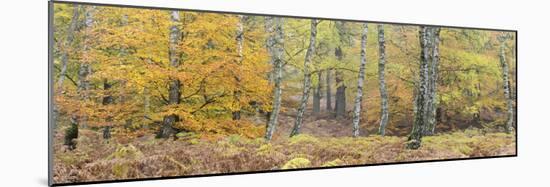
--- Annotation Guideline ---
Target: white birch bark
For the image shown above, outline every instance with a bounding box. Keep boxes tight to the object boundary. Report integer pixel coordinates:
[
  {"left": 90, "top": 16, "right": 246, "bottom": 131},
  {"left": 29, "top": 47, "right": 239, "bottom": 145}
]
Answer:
[
  {"left": 352, "top": 23, "right": 368, "bottom": 137},
  {"left": 377, "top": 24, "right": 389, "bottom": 136},
  {"left": 498, "top": 33, "right": 515, "bottom": 134},
  {"left": 291, "top": 19, "right": 319, "bottom": 137},
  {"left": 407, "top": 26, "right": 431, "bottom": 149},
  {"left": 265, "top": 17, "right": 284, "bottom": 141}
]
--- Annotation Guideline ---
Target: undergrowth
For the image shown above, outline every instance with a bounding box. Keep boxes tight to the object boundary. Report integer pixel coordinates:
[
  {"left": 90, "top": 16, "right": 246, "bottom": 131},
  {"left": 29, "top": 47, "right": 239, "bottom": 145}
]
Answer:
[{"left": 53, "top": 128, "right": 515, "bottom": 183}]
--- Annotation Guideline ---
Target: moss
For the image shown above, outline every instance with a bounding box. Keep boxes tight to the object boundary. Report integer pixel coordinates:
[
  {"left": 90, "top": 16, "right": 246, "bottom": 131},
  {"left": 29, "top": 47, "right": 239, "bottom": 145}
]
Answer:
[
  {"left": 281, "top": 157, "right": 311, "bottom": 169},
  {"left": 289, "top": 134, "right": 319, "bottom": 145},
  {"left": 176, "top": 132, "right": 198, "bottom": 139},
  {"left": 256, "top": 144, "right": 273, "bottom": 156},
  {"left": 321, "top": 159, "right": 343, "bottom": 167}
]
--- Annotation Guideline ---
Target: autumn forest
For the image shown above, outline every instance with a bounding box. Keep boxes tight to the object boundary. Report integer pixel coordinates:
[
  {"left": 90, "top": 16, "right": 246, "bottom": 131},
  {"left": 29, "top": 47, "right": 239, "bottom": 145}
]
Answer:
[{"left": 51, "top": 3, "right": 516, "bottom": 184}]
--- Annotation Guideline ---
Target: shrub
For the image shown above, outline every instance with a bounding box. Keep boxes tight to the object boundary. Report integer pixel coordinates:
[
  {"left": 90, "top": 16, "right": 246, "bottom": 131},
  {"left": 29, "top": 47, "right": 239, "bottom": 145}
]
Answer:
[
  {"left": 281, "top": 157, "right": 311, "bottom": 169},
  {"left": 289, "top": 134, "right": 319, "bottom": 145}
]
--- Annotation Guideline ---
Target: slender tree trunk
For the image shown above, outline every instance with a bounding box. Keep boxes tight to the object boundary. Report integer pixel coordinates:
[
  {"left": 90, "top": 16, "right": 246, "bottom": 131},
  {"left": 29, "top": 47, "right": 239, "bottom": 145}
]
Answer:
[
  {"left": 265, "top": 17, "right": 284, "bottom": 141},
  {"left": 264, "top": 17, "right": 275, "bottom": 126},
  {"left": 312, "top": 71, "right": 322, "bottom": 115},
  {"left": 407, "top": 26, "right": 431, "bottom": 149},
  {"left": 57, "top": 5, "right": 80, "bottom": 88},
  {"left": 291, "top": 20, "right": 319, "bottom": 137},
  {"left": 158, "top": 11, "right": 182, "bottom": 138},
  {"left": 351, "top": 23, "right": 368, "bottom": 137},
  {"left": 102, "top": 80, "right": 113, "bottom": 140},
  {"left": 424, "top": 28, "right": 440, "bottom": 136},
  {"left": 326, "top": 69, "right": 333, "bottom": 111},
  {"left": 65, "top": 6, "right": 95, "bottom": 150},
  {"left": 377, "top": 24, "right": 389, "bottom": 136},
  {"left": 232, "top": 15, "right": 245, "bottom": 120},
  {"left": 498, "top": 33, "right": 514, "bottom": 134}
]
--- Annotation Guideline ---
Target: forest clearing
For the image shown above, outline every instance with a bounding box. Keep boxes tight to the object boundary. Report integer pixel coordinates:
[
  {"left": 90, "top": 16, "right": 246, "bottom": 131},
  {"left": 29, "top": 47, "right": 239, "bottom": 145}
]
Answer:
[{"left": 51, "top": 3, "right": 516, "bottom": 183}]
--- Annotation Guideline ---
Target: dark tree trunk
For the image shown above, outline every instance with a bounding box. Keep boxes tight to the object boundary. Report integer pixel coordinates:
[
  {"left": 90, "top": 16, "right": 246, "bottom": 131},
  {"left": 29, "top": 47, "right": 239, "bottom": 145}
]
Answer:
[
  {"left": 326, "top": 69, "right": 333, "bottom": 111},
  {"left": 102, "top": 80, "right": 113, "bottom": 140},
  {"left": 334, "top": 46, "right": 346, "bottom": 118},
  {"left": 291, "top": 20, "right": 319, "bottom": 137},
  {"left": 312, "top": 71, "right": 322, "bottom": 115},
  {"left": 64, "top": 118, "right": 79, "bottom": 150},
  {"left": 158, "top": 11, "right": 182, "bottom": 139}
]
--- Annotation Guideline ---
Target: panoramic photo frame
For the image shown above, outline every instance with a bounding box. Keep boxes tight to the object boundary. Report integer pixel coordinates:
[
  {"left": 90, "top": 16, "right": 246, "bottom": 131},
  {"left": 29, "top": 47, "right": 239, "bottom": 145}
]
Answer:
[{"left": 48, "top": 0, "right": 517, "bottom": 186}]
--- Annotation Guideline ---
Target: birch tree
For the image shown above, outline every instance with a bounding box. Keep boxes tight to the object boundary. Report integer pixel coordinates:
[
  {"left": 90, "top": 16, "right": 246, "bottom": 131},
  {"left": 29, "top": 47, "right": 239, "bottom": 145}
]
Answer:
[
  {"left": 498, "top": 33, "right": 515, "bottom": 134},
  {"left": 351, "top": 23, "right": 368, "bottom": 137},
  {"left": 291, "top": 19, "right": 319, "bottom": 137},
  {"left": 377, "top": 24, "right": 389, "bottom": 136},
  {"left": 425, "top": 28, "right": 441, "bottom": 135},
  {"left": 407, "top": 26, "right": 431, "bottom": 149},
  {"left": 265, "top": 17, "right": 284, "bottom": 141}
]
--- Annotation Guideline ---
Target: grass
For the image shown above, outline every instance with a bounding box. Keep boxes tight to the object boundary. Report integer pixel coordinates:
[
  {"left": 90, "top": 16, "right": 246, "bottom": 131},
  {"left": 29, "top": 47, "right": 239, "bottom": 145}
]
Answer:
[{"left": 52, "top": 128, "right": 515, "bottom": 183}]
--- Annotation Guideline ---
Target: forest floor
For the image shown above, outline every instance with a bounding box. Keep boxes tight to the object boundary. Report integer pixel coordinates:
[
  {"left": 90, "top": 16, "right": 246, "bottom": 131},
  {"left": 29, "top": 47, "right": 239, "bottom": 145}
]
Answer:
[{"left": 52, "top": 111, "right": 516, "bottom": 183}]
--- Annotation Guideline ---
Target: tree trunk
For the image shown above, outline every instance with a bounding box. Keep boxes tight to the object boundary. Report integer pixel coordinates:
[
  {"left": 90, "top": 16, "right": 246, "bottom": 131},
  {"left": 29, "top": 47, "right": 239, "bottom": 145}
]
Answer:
[
  {"left": 334, "top": 21, "right": 348, "bottom": 118},
  {"left": 407, "top": 26, "right": 431, "bottom": 149},
  {"left": 158, "top": 11, "right": 182, "bottom": 139},
  {"left": 102, "top": 80, "right": 113, "bottom": 140},
  {"left": 326, "top": 69, "right": 333, "bottom": 111},
  {"left": 351, "top": 23, "right": 368, "bottom": 137},
  {"left": 312, "top": 71, "right": 322, "bottom": 115},
  {"left": 424, "top": 28, "right": 440, "bottom": 136},
  {"left": 265, "top": 17, "right": 284, "bottom": 141},
  {"left": 498, "top": 33, "right": 515, "bottom": 134},
  {"left": 377, "top": 24, "right": 389, "bottom": 136},
  {"left": 64, "top": 6, "right": 94, "bottom": 150},
  {"left": 57, "top": 5, "right": 80, "bottom": 88},
  {"left": 291, "top": 19, "right": 319, "bottom": 137},
  {"left": 232, "top": 15, "right": 245, "bottom": 120},
  {"left": 334, "top": 47, "right": 346, "bottom": 118}
]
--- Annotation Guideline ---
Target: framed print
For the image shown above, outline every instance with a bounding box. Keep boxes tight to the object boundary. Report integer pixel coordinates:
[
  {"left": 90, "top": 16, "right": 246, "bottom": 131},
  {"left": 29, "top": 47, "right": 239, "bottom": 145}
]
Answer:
[{"left": 49, "top": 0, "right": 517, "bottom": 186}]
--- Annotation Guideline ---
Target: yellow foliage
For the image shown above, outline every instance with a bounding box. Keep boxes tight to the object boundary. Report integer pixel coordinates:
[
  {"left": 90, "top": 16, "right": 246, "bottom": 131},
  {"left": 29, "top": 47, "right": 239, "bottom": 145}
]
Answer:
[{"left": 281, "top": 157, "right": 311, "bottom": 169}]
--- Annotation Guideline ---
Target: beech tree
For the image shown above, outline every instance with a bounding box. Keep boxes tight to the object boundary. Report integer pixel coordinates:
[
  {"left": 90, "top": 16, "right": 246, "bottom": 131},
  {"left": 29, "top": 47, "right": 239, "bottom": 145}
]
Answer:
[
  {"left": 64, "top": 6, "right": 95, "bottom": 150},
  {"left": 157, "top": 11, "right": 183, "bottom": 138}
]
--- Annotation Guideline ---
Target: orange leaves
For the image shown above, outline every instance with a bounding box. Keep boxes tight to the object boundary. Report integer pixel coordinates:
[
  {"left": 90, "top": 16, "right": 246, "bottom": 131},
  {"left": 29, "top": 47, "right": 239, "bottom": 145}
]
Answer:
[{"left": 53, "top": 6, "right": 274, "bottom": 138}]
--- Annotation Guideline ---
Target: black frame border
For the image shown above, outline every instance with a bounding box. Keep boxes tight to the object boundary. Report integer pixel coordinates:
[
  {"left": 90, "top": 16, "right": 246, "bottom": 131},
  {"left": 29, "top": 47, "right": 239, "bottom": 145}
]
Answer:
[{"left": 48, "top": 0, "right": 518, "bottom": 186}]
